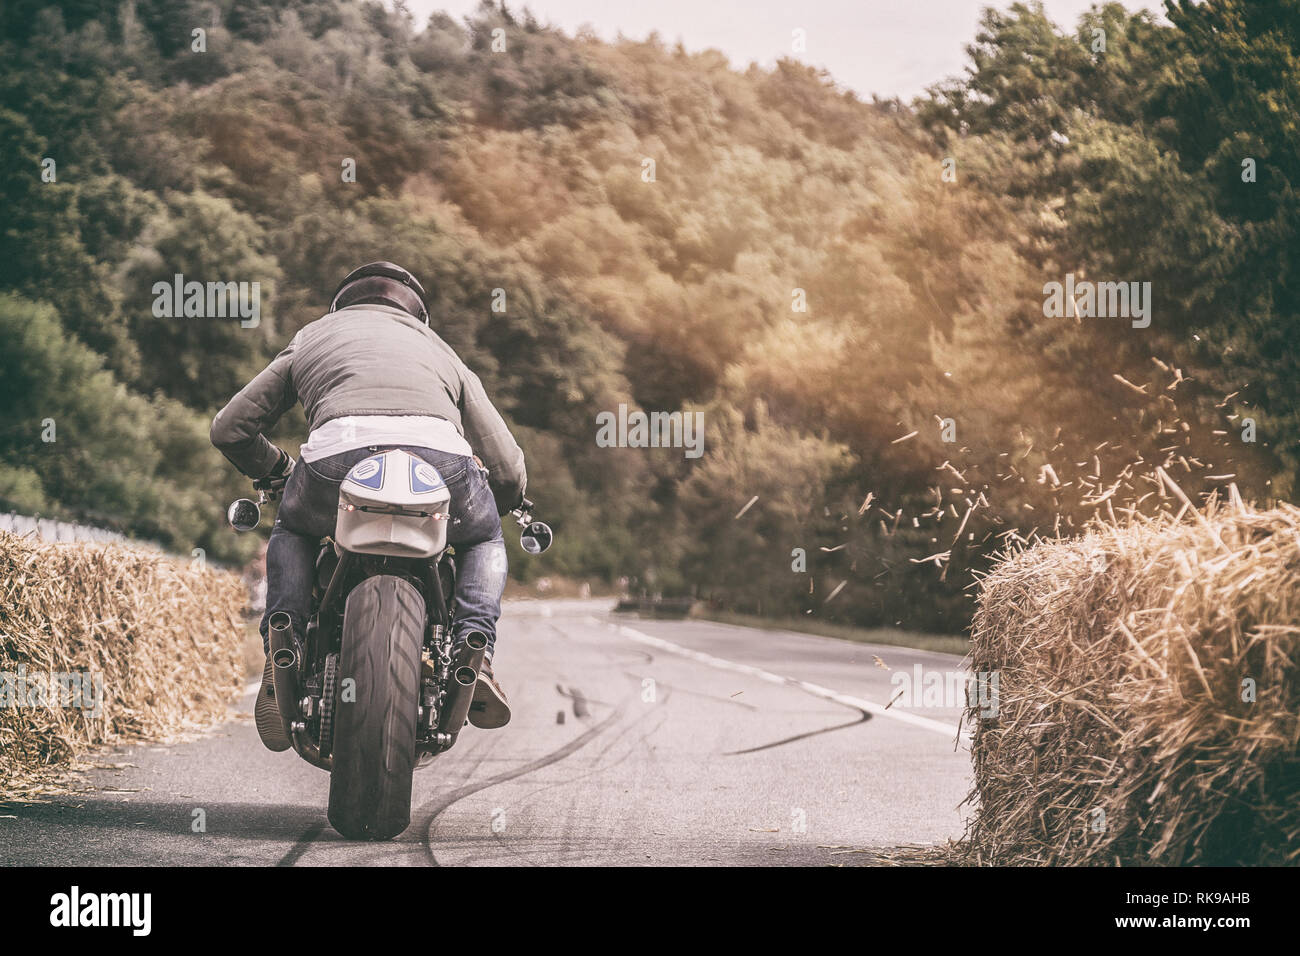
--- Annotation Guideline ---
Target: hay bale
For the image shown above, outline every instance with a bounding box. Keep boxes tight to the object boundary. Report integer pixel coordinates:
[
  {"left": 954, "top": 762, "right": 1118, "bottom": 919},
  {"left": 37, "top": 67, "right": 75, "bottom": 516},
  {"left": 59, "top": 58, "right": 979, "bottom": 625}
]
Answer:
[
  {"left": 961, "top": 502, "right": 1300, "bottom": 865},
  {"left": 0, "top": 531, "right": 246, "bottom": 797}
]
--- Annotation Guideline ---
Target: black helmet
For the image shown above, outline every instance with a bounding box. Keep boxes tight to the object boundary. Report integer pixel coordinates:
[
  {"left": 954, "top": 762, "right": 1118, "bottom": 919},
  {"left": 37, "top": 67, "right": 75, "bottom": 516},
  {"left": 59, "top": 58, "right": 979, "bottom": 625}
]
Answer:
[{"left": 329, "top": 261, "right": 429, "bottom": 324}]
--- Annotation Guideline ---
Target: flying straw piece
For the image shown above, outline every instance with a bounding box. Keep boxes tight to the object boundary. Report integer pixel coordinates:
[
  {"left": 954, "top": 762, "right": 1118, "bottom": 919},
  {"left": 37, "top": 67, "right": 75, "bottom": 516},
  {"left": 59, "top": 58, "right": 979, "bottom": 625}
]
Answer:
[
  {"left": 952, "top": 504, "right": 974, "bottom": 546},
  {"left": 1112, "top": 373, "right": 1149, "bottom": 395},
  {"left": 938, "top": 460, "right": 967, "bottom": 483},
  {"left": 909, "top": 550, "right": 951, "bottom": 566},
  {"left": 734, "top": 495, "right": 759, "bottom": 520}
]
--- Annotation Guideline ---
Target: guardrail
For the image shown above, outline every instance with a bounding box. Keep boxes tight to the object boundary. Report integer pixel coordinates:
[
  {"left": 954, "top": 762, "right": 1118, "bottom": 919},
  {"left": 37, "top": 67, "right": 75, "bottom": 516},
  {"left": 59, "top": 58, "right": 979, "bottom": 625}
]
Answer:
[{"left": 0, "top": 512, "right": 162, "bottom": 550}]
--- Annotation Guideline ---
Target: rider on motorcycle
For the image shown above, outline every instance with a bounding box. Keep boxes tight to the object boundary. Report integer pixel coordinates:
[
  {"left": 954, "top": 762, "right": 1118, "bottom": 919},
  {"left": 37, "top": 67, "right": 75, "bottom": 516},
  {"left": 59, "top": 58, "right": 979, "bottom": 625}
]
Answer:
[{"left": 210, "top": 262, "right": 525, "bottom": 750}]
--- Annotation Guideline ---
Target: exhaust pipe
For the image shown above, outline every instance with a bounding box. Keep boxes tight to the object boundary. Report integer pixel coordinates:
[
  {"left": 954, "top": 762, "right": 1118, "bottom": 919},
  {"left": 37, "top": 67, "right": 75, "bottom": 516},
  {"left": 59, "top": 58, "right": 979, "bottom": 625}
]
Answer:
[
  {"left": 268, "top": 611, "right": 302, "bottom": 745},
  {"left": 268, "top": 611, "right": 331, "bottom": 771},
  {"left": 437, "top": 631, "right": 488, "bottom": 736}
]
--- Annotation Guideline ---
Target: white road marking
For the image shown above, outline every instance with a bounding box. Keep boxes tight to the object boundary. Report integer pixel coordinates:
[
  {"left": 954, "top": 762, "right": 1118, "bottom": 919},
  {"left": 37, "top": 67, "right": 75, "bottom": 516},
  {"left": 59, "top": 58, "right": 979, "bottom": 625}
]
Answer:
[{"left": 604, "top": 620, "right": 962, "bottom": 739}]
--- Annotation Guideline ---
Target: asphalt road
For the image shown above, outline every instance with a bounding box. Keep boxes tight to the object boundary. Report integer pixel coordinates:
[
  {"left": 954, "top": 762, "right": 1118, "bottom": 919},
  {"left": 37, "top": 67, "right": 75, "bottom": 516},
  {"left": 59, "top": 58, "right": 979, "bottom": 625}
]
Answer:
[{"left": 1, "top": 600, "right": 972, "bottom": 866}]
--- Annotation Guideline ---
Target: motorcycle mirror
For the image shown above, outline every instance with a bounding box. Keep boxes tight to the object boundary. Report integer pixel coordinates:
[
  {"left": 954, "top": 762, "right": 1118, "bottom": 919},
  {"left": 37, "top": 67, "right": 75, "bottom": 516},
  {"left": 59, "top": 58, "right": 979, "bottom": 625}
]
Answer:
[
  {"left": 228, "top": 498, "right": 262, "bottom": 532},
  {"left": 520, "top": 521, "right": 553, "bottom": 554}
]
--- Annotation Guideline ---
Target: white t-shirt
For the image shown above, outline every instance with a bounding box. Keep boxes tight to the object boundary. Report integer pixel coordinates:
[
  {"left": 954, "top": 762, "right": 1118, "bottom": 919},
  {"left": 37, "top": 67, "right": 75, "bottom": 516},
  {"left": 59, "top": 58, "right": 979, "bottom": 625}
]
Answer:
[{"left": 299, "top": 415, "right": 473, "bottom": 463}]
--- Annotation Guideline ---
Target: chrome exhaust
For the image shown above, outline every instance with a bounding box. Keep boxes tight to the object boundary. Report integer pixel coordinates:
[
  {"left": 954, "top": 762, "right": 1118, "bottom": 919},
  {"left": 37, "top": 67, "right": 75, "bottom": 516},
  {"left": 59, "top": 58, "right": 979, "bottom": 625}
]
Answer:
[
  {"left": 269, "top": 611, "right": 331, "bottom": 771},
  {"left": 436, "top": 631, "right": 488, "bottom": 736},
  {"left": 268, "top": 612, "right": 300, "bottom": 736}
]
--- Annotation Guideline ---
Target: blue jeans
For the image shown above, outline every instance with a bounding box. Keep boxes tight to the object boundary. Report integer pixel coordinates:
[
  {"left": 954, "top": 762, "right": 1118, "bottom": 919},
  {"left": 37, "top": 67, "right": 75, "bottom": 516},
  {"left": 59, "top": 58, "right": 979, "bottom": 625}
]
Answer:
[{"left": 261, "top": 445, "right": 508, "bottom": 660}]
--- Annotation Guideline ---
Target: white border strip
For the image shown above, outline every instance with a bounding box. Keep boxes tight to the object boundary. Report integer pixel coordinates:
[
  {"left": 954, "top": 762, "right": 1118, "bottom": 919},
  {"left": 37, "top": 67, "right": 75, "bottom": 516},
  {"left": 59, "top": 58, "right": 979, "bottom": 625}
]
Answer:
[{"left": 610, "top": 621, "right": 961, "bottom": 739}]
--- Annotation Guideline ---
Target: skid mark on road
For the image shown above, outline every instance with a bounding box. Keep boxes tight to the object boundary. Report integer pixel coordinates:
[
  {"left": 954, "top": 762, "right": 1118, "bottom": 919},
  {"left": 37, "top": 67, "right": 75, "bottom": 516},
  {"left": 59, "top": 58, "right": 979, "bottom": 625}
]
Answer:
[
  {"left": 608, "top": 622, "right": 962, "bottom": 739},
  {"left": 278, "top": 721, "right": 503, "bottom": 865},
  {"left": 418, "top": 705, "right": 625, "bottom": 865},
  {"left": 724, "top": 712, "right": 871, "bottom": 755},
  {"left": 555, "top": 683, "right": 613, "bottom": 713},
  {"left": 477, "top": 702, "right": 671, "bottom": 866},
  {"left": 277, "top": 822, "right": 327, "bottom": 866}
]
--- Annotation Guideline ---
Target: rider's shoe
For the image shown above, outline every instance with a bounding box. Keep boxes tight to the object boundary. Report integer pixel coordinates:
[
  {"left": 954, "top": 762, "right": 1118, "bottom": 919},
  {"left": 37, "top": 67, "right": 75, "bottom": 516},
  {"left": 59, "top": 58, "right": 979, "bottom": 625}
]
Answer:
[
  {"left": 469, "top": 657, "right": 511, "bottom": 729},
  {"left": 255, "top": 655, "right": 292, "bottom": 752}
]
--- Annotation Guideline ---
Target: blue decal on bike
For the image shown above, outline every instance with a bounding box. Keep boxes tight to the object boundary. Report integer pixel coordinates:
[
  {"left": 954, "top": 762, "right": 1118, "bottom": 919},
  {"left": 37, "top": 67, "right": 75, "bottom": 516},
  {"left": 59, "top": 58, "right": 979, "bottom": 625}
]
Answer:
[
  {"left": 410, "top": 459, "right": 446, "bottom": 494},
  {"left": 348, "top": 455, "right": 385, "bottom": 490}
]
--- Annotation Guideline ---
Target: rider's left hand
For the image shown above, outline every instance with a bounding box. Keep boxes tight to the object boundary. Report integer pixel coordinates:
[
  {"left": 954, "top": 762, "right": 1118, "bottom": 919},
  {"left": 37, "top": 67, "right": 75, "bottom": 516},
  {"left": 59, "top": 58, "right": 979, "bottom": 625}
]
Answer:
[{"left": 253, "top": 447, "right": 295, "bottom": 497}]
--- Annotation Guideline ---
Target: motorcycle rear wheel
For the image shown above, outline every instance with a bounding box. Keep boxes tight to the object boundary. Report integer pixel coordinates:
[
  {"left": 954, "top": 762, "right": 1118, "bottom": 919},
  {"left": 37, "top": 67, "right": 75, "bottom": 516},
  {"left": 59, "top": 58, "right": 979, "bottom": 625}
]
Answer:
[{"left": 327, "top": 573, "right": 424, "bottom": 840}]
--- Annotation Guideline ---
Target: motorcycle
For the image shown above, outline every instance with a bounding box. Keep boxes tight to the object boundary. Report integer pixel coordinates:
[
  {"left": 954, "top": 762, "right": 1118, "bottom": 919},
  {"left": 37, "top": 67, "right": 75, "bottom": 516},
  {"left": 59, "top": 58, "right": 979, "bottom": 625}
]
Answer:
[{"left": 227, "top": 448, "right": 553, "bottom": 840}]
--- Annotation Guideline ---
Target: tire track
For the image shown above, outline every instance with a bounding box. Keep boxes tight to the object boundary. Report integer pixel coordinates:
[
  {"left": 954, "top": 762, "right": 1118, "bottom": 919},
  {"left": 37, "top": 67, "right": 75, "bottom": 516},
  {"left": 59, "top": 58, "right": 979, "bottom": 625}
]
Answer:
[
  {"left": 277, "top": 822, "right": 327, "bottom": 866},
  {"left": 277, "top": 719, "right": 502, "bottom": 866},
  {"left": 418, "top": 705, "right": 625, "bottom": 865}
]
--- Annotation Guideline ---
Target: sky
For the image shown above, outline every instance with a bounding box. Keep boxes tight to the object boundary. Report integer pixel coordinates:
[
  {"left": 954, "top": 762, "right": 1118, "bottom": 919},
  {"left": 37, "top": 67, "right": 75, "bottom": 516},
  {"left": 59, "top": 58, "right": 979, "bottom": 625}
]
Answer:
[{"left": 402, "top": 0, "right": 1165, "bottom": 100}]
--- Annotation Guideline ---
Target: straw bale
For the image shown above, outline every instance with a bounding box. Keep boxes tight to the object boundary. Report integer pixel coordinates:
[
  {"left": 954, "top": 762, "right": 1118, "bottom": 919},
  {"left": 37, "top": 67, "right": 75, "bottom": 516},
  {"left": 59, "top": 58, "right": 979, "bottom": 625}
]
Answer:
[
  {"left": 961, "top": 502, "right": 1300, "bottom": 864},
  {"left": 0, "top": 531, "right": 246, "bottom": 797}
]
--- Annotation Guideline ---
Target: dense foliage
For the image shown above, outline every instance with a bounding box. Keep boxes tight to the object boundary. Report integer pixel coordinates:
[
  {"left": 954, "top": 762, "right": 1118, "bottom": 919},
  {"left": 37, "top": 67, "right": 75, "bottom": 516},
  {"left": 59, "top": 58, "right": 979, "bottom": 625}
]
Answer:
[{"left": 1, "top": 0, "right": 1293, "bottom": 630}]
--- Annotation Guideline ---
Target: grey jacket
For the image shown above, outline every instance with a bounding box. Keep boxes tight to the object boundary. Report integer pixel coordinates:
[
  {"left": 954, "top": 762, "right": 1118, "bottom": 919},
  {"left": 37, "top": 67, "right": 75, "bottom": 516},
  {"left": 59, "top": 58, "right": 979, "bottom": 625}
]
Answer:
[{"left": 211, "top": 304, "right": 526, "bottom": 513}]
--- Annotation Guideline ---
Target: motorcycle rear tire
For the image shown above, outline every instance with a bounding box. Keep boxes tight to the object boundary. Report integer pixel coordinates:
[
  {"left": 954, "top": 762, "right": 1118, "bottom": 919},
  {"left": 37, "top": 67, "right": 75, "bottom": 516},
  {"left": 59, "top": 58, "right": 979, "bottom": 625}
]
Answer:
[{"left": 327, "top": 574, "right": 425, "bottom": 840}]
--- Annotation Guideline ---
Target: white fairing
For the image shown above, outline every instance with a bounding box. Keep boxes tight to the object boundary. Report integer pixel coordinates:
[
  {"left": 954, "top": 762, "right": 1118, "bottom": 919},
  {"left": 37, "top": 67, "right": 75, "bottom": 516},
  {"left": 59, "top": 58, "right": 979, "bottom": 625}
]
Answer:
[{"left": 335, "top": 449, "right": 452, "bottom": 558}]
